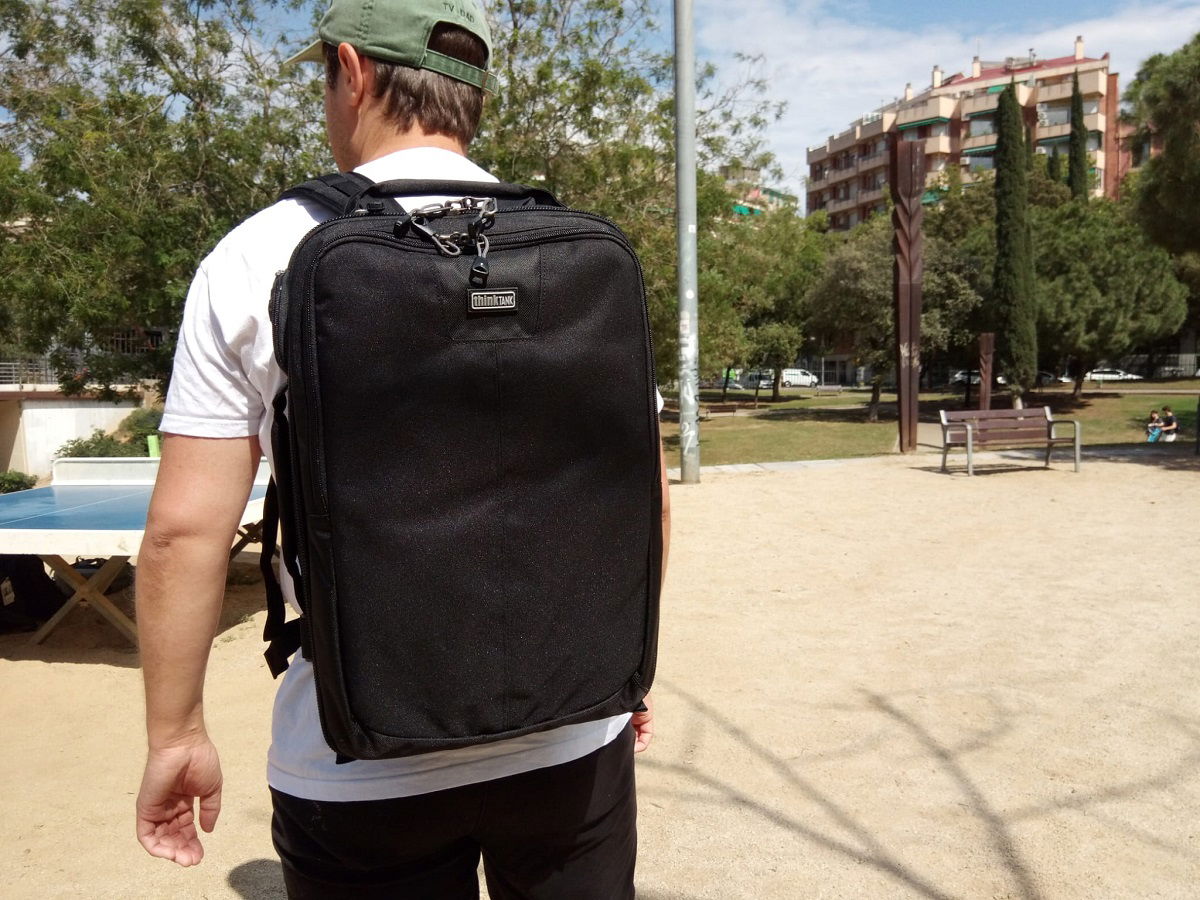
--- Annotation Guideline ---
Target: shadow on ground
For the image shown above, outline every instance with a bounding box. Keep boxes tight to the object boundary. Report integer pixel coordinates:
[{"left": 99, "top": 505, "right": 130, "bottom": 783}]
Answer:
[
  {"left": 0, "top": 559, "right": 265, "bottom": 666},
  {"left": 228, "top": 858, "right": 287, "bottom": 899},
  {"left": 643, "top": 678, "right": 1200, "bottom": 900}
]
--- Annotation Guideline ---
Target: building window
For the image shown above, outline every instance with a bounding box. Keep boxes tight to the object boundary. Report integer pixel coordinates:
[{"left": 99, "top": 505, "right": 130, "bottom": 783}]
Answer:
[
  {"left": 930, "top": 122, "right": 949, "bottom": 138},
  {"left": 966, "top": 155, "right": 994, "bottom": 171},
  {"left": 969, "top": 116, "right": 995, "bottom": 137},
  {"left": 1039, "top": 103, "right": 1070, "bottom": 126}
]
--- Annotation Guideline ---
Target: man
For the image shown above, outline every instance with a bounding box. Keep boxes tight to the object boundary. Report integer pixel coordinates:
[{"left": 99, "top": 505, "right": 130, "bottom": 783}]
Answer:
[{"left": 134, "top": 1, "right": 669, "bottom": 896}]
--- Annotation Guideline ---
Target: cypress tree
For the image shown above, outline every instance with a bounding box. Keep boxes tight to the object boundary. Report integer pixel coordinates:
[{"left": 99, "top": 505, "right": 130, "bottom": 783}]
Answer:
[
  {"left": 1047, "top": 151, "right": 1063, "bottom": 183},
  {"left": 992, "top": 81, "right": 1038, "bottom": 402},
  {"left": 1067, "top": 71, "right": 1090, "bottom": 200}
]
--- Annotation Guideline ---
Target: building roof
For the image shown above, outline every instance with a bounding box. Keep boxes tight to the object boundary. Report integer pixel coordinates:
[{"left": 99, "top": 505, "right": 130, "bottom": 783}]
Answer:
[{"left": 943, "top": 53, "right": 1107, "bottom": 89}]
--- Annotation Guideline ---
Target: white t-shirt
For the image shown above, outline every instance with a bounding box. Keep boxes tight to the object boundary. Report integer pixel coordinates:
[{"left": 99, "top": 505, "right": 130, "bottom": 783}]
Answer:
[{"left": 162, "top": 146, "right": 636, "bottom": 802}]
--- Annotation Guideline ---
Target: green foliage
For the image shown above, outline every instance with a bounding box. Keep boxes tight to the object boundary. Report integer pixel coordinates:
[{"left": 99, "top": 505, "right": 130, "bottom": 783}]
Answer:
[
  {"left": 57, "top": 428, "right": 143, "bottom": 458},
  {"left": 1068, "top": 71, "right": 1090, "bottom": 201},
  {"left": 1124, "top": 32, "right": 1200, "bottom": 254},
  {"left": 0, "top": 470, "right": 38, "bottom": 493},
  {"left": 694, "top": 206, "right": 826, "bottom": 399},
  {"left": 0, "top": 0, "right": 332, "bottom": 396},
  {"left": 471, "top": 1, "right": 785, "bottom": 384},
  {"left": 1028, "top": 153, "right": 1072, "bottom": 210},
  {"left": 1, "top": 0, "right": 784, "bottom": 393},
  {"left": 804, "top": 215, "right": 982, "bottom": 417},
  {"left": 1035, "top": 200, "right": 1187, "bottom": 390},
  {"left": 1047, "top": 151, "right": 1063, "bottom": 183},
  {"left": 991, "top": 81, "right": 1037, "bottom": 396},
  {"left": 117, "top": 406, "right": 163, "bottom": 453}
]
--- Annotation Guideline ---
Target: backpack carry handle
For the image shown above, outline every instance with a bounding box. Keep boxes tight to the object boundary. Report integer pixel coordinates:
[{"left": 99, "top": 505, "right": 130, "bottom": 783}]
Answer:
[{"left": 362, "top": 179, "right": 561, "bottom": 209}]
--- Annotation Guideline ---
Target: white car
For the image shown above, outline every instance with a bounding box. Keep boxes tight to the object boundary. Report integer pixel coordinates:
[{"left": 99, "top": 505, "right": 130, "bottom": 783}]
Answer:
[
  {"left": 782, "top": 368, "right": 819, "bottom": 388},
  {"left": 1084, "top": 368, "right": 1143, "bottom": 382}
]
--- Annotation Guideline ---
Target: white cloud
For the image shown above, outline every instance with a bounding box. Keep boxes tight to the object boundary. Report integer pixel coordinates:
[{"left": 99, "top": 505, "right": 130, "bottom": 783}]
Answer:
[{"left": 691, "top": 0, "right": 1200, "bottom": 195}]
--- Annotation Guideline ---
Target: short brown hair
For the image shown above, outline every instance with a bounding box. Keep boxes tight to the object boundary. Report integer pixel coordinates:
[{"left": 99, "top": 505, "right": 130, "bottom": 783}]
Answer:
[{"left": 324, "top": 23, "right": 487, "bottom": 146}]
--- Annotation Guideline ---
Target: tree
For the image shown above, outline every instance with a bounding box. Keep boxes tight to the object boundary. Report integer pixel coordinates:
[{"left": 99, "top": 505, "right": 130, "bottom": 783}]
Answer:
[
  {"left": 0, "top": 0, "right": 326, "bottom": 396},
  {"left": 472, "top": 1, "right": 785, "bottom": 386},
  {"left": 1035, "top": 200, "right": 1187, "bottom": 396},
  {"left": 1047, "top": 151, "right": 1063, "bottom": 184},
  {"left": 1, "top": 0, "right": 785, "bottom": 393},
  {"left": 1124, "top": 33, "right": 1200, "bottom": 254},
  {"left": 991, "top": 81, "right": 1037, "bottom": 401},
  {"left": 1067, "top": 71, "right": 1090, "bottom": 201},
  {"left": 805, "top": 216, "right": 981, "bottom": 421}
]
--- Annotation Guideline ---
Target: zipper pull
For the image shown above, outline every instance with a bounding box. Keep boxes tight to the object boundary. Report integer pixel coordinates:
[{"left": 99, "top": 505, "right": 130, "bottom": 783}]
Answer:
[{"left": 469, "top": 234, "right": 490, "bottom": 286}]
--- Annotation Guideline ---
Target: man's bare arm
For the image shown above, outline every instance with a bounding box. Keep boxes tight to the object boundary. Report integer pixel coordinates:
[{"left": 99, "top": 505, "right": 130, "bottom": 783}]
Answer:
[{"left": 135, "top": 433, "right": 260, "bottom": 866}]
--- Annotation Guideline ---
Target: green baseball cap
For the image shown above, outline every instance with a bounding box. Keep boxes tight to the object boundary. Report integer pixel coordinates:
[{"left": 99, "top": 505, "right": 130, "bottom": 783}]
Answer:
[{"left": 285, "top": 0, "right": 497, "bottom": 94}]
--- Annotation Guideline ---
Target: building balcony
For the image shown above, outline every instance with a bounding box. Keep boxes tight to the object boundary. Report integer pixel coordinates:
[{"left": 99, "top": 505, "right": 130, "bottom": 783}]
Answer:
[
  {"left": 1036, "top": 68, "right": 1106, "bottom": 103},
  {"left": 858, "top": 111, "right": 896, "bottom": 140},
  {"left": 826, "top": 195, "right": 860, "bottom": 214},
  {"left": 923, "top": 134, "right": 952, "bottom": 155},
  {"left": 896, "top": 94, "right": 958, "bottom": 130},
  {"left": 808, "top": 170, "right": 829, "bottom": 186},
  {"left": 829, "top": 127, "right": 861, "bottom": 154},
  {"left": 857, "top": 151, "right": 888, "bottom": 172},
  {"left": 1036, "top": 112, "right": 1106, "bottom": 141},
  {"left": 858, "top": 186, "right": 885, "bottom": 205},
  {"left": 824, "top": 165, "right": 859, "bottom": 185},
  {"left": 962, "top": 132, "right": 998, "bottom": 152},
  {"left": 960, "top": 83, "right": 1032, "bottom": 120}
]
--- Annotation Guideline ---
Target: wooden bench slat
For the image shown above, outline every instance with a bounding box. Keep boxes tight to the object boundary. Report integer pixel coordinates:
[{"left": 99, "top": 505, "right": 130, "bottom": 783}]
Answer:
[{"left": 943, "top": 408, "right": 1050, "bottom": 421}]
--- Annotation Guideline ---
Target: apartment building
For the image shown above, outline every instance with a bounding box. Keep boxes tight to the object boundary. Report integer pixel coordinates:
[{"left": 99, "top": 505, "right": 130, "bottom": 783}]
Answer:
[
  {"left": 720, "top": 164, "right": 799, "bottom": 215},
  {"left": 807, "top": 36, "right": 1125, "bottom": 230}
]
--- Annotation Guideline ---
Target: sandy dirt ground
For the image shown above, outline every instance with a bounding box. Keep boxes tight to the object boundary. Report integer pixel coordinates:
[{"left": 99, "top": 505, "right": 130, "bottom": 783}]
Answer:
[{"left": 2, "top": 448, "right": 1198, "bottom": 899}]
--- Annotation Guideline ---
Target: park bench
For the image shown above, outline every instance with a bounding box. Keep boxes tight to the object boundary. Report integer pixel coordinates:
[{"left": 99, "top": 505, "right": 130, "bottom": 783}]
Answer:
[
  {"left": 940, "top": 406, "right": 1081, "bottom": 476},
  {"left": 814, "top": 384, "right": 843, "bottom": 396},
  {"left": 701, "top": 403, "right": 739, "bottom": 419}
]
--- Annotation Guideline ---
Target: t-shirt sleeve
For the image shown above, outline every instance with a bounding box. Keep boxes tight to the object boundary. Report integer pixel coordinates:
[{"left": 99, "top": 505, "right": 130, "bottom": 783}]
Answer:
[
  {"left": 656, "top": 389, "right": 664, "bottom": 414},
  {"left": 160, "top": 259, "right": 265, "bottom": 438}
]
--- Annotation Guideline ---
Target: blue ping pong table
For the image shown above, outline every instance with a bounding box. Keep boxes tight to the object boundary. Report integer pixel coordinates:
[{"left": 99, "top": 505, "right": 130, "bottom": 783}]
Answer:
[{"left": 0, "top": 458, "right": 267, "bottom": 646}]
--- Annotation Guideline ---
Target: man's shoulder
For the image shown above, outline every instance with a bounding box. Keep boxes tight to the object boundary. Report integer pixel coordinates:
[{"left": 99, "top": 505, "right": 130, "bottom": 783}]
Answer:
[{"left": 202, "top": 196, "right": 329, "bottom": 278}]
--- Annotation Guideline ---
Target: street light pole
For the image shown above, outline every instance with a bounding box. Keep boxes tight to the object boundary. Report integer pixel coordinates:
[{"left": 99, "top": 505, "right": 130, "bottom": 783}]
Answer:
[{"left": 674, "top": 0, "right": 700, "bottom": 483}]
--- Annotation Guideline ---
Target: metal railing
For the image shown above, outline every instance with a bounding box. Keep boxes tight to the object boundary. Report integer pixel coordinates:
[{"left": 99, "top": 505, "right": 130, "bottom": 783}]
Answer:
[{"left": 0, "top": 358, "right": 56, "bottom": 385}]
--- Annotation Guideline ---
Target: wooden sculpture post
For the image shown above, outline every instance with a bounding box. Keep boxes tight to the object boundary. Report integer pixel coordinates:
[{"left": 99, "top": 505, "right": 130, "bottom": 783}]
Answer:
[{"left": 891, "top": 141, "right": 925, "bottom": 453}]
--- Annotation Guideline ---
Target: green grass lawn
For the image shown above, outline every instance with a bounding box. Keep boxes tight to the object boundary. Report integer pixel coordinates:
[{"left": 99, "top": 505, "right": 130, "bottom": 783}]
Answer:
[
  {"left": 660, "top": 403, "right": 897, "bottom": 465},
  {"left": 659, "top": 385, "right": 1197, "bottom": 466},
  {"left": 978, "top": 389, "right": 1198, "bottom": 445}
]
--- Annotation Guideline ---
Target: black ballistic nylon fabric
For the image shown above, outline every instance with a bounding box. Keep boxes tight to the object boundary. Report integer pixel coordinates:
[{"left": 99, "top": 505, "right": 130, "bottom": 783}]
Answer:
[{"left": 273, "top": 189, "right": 659, "bottom": 760}]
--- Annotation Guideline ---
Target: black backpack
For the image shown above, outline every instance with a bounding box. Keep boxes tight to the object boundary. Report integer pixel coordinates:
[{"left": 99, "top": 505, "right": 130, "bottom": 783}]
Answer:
[{"left": 260, "top": 174, "right": 662, "bottom": 761}]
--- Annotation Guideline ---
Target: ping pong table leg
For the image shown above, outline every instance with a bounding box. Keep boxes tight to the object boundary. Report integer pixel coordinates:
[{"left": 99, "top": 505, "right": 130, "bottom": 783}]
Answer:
[
  {"left": 230, "top": 520, "right": 264, "bottom": 558},
  {"left": 29, "top": 556, "right": 137, "bottom": 646}
]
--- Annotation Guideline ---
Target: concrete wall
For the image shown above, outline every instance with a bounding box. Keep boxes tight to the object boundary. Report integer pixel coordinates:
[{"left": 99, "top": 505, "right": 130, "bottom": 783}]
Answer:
[
  {"left": 6, "top": 398, "right": 138, "bottom": 478},
  {"left": 0, "top": 399, "right": 24, "bottom": 473}
]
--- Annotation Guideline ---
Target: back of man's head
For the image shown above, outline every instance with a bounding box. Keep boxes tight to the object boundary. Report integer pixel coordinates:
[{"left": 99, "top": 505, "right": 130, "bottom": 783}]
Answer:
[{"left": 290, "top": 0, "right": 494, "bottom": 146}]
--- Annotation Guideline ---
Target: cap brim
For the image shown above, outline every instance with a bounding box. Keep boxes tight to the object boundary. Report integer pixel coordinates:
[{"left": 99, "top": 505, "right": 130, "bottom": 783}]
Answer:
[{"left": 283, "top": 38, "right": 324, "bottom": 68}]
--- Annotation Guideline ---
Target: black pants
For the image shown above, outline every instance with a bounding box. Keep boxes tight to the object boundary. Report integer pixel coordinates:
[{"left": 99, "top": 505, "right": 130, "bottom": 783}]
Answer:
[{"left": 271, "top": 727, "right": 637, "bottom": 899}]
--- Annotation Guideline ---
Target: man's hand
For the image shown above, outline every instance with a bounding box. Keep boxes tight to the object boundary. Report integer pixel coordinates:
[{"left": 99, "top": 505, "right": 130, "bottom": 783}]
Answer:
[
  {"left": 136, "top": 736, "right": 223, "bottom": 866},
  {"left": 632, "top": 692, "right": 654, "bottom": 753}
]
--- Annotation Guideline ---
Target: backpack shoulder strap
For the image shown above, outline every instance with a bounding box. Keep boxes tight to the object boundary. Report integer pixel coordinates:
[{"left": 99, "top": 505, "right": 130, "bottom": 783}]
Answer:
[
  {"left": 279, "top": 171, "right": 403, "bottom": 216},
  {"left": 260, "top": 477, "right": 302, "bottom": 677}
]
